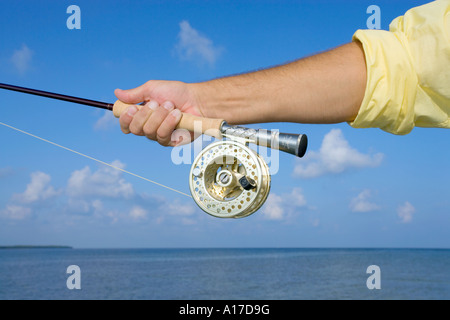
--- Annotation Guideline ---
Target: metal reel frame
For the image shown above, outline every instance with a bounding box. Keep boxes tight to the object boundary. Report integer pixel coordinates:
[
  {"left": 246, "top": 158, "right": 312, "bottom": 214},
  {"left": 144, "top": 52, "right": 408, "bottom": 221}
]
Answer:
[{"left": 189, "top": 139, "right": 271, "bottom": 218}]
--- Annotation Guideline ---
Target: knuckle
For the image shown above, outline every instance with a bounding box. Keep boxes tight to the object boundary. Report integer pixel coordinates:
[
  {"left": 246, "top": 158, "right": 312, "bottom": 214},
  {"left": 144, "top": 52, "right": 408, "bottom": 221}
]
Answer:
[
  {"left": 156, "top": 126, "right": 171, "bottom": 141},
  {"left": 129, "top": 123, "right": 143, "bottom": 136},
  {"left": 137, "top": 105, "right": 150, "bottom": 117},
  {"left": 157, "top": 135, "right": 171, "bottom": 147},
  {"left": 119, "top": 113, "right": 130, "bottom": 124},
  {"left": 156, "top": 131, "right": 173, "bottom": 147},
  {"left": 143, "top": 124, "right": 157, "bottom": 140}
]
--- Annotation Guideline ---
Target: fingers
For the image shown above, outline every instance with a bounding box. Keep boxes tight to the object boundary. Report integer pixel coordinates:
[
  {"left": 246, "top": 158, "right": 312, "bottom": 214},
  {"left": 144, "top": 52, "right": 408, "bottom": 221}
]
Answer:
[
  {"left": 119, "top": 100, "right": 184, "bottom": 147},
  {"left": 119, "top": 105, "right": 138, "bottom": 134},
  {"left": 119, "top": 101, "right": 154, "bottom": 135},
  {"left": 157, "top": 109, "right": 182, "bottom": 146},
  {"left": 128, "top": 101, "right": 156, "bottom": 136},
  {"left": 143, "top": 101, "right": 182, "bottom": 146}
]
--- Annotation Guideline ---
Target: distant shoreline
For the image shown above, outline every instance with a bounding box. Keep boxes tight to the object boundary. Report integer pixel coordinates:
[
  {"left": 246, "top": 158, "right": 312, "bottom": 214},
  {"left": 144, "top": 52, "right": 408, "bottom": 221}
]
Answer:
[{"left": 0, "top": 245, "right": 73, "bottom": 249}]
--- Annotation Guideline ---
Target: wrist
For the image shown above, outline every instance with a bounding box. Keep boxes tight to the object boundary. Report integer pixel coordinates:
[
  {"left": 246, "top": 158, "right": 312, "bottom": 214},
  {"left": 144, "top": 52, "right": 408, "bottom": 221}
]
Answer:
[{"left": 191, "top": 77, "right": 265, "bottom": 125}]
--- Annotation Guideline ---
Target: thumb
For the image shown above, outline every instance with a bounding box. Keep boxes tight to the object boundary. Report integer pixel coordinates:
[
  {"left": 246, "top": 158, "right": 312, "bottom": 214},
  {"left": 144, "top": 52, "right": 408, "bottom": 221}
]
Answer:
[{"left": 114, "top": 82, "right": 151, "bottom": 104}]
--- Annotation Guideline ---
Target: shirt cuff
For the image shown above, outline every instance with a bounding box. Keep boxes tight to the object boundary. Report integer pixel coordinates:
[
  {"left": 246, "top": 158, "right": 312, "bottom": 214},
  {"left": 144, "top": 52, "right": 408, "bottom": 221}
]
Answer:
[{"left": 349, "top": 29, "right": 418, "bottom": 135}]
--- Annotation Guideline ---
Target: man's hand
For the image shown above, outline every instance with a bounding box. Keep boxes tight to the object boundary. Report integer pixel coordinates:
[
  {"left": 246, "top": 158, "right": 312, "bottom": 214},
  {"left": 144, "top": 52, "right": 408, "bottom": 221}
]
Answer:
[{"left": 115, "top": 80, "right": 202, "bottom": 146}]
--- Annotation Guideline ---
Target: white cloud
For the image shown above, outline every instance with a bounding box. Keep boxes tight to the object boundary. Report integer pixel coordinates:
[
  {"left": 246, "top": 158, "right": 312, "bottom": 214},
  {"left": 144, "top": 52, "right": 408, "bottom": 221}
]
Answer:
[
  {"left": 94, "top": 111, "right": 117, "bottom": 131},
  {"left": 294, "top": 129, "right": 384, "bottom": 178},
  {"left": 261, "top": 187, "right": 307, "bottom": 220},
  {"left": 175, "top": 20, "right": 223, "bottom": 66},
  {"left": 398, "top": 201, "right": 415, "bottom": 223},
  {"left": 2, "top": 171, "right": 58, "bottom": 220},
  {"left": 11, "top": 44, "right": 33, "bottom": 74},
  {"left": 0, "top": 162, "right": 198, "bottom": 225},
  {"left": 350, "top": 189, "right": 380, "bottom": 213},
  {"left": 262, "top": 193, "right": 284, "bottom": 220},
  {"left": 150, "top": 197, "right": 198, "bottom": 225},
  {"left": 66, "top": 160, "right": 134, "bottom": 199},
  {"left": 165, "top": 199, "right": 196, "bottom": 216},
  {"left": 289, "top": 188, "right": 307, "bottom": 207},
  {"left": 0, "top": 205, "right": 31, "bottom": 220},
  {"left": 129, "top": 205, "right": 148, "bottom": 221},
  {"left": 64, "top": 161, "right": 197, "bottom": 223},
  {"left": 67, "top": 198, "right": 109, "bottom": 217},
  {"left": 13, "top": 171, "right": 59, "bottom": 204}
]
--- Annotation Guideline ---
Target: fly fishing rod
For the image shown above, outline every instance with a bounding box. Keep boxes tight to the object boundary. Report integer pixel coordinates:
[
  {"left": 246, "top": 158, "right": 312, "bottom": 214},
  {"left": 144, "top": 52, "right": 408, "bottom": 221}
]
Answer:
[
  {"left": 0, "top": 83, "right": 114, "bottom": 110},
  {"left": 0, "top": 82, "right": 308, "bottom": 218}
]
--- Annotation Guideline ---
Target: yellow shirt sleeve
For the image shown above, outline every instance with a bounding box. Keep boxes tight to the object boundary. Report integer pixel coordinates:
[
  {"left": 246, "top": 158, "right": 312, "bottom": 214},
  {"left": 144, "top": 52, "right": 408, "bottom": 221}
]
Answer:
[{"left": 349, "top": 0, "right": 450, "bottom": 135}]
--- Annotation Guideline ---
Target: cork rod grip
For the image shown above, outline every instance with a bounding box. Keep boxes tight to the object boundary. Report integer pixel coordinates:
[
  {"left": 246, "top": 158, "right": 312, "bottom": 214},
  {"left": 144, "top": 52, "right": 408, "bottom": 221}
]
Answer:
[{"left": 113, "top": 100, "right": 224, "bottom": 139}]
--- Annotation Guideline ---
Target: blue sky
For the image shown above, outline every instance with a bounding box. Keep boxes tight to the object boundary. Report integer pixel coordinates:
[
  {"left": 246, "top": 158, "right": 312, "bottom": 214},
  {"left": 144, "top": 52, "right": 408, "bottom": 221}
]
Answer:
[{"left": 0, "top": 0, "right": 448, "bottom": 248}]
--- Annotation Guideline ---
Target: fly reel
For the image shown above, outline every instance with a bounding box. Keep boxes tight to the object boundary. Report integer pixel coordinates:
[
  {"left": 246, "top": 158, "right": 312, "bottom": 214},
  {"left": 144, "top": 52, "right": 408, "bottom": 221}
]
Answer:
[
  {"left": 189, "top": 124, "right": 308, "bottom": 219},
  {"left": 189, "top": 138, "right": 271, "bottom": 218}
]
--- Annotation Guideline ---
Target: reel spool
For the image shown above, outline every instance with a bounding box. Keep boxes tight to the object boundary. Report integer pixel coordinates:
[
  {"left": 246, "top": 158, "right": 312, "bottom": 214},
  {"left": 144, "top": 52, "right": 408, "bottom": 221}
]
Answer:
[{"left": 189, "top": 138, "right": 271, "bottom": 219}]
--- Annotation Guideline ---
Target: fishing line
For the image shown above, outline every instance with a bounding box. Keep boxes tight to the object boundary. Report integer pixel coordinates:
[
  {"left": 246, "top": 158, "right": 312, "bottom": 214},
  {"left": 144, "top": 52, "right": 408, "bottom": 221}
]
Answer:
[{"left": 0, "top": 121, "right": 192, "bottom": 198}]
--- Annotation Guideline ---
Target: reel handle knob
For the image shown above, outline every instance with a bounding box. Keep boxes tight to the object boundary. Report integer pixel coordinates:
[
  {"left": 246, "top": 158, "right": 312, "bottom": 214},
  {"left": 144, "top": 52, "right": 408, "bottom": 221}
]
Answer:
[
  {"left": 239, "top": 176, "right": 257, "bottom": 190},
  {"left": 113, "top": 100, "right": 224, "bottom": 139}
]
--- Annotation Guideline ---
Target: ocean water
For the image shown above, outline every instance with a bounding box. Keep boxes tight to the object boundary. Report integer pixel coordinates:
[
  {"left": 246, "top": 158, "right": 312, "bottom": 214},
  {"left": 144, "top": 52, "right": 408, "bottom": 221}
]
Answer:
[{"left": 0, "top": 248, "right": 448, "bottom": 300}]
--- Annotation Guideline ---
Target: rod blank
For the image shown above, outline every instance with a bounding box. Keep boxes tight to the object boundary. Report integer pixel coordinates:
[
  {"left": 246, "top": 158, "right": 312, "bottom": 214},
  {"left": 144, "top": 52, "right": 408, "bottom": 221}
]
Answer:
[{"left": 0, "top": 83, "right": 113, "bottom": 110}]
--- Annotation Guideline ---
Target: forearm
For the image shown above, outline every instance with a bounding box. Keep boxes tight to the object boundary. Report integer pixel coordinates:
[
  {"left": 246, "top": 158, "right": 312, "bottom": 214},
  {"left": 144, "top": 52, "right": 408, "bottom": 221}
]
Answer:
[{"left": 192, "top": 41, "right": 367, "bottom": 125}]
